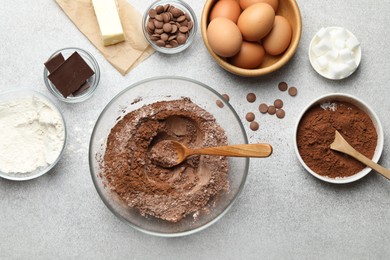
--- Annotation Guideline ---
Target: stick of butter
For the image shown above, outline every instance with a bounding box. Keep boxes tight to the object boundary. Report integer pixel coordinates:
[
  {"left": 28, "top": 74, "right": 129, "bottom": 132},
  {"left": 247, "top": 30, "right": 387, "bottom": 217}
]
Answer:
[{"left": 92, "top": 0, "right": 125, "bottom": 46}]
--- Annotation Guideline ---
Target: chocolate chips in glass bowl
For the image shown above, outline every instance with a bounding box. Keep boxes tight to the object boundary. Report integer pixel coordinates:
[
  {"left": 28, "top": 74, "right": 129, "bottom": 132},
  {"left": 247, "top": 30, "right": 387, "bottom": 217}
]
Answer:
[{"left": 142, "top": 0, "right": 197, "bottom": 54}]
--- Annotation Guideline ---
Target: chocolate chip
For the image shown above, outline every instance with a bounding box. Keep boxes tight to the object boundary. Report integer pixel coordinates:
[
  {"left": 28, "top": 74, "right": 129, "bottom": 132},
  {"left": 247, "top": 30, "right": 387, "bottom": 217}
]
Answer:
[
  {"left": 276, "top": 109, "right": 285, "bottom": 119},
  {"left": 246, "top": 93, "right": 256, "bottom": 103},
  {"left": 179, "top": 26, "right": 189, "bottom": 33},
  {"left": 156, "top": 40, "right": 165, "bottom": 47},
  {"left": 160, "top": 33, "right": 169, "bottom": 41},
  {"left": 259, "top": 103, "right": 268, "bottom": 114},
  {"left": 171, "top": 24, "right": 178, "bottom": 34},
  {"left": 250, "top": 121, "right": 259, "bottom": 131},
  {"left": 245, "top": 112, "right": 255, "bottom": 122},
  {"left": 288, "top": 87, "right": 298, "bottom": 96},
  {"left": 274, "top": 99, "right": 283, "bottom": 109},
  {"left": 267, "top": 106, "right": 276, "bottom": 115},
  {"left": 163, "top": 23, "right": 172, "bottom": 33},
  {"left": 278, "top": 81, "right": 288, "bottom": 91},
  {"left": 155, "top": 14, "right": 163, "bottom": 22},
  {"left": 222, "top": 94, "right": 230, "bottom": 102},
  {"left": 148, "top": 9, "right": 157, "bottom": 18},
  {"left": 216, "top": 100, "right": 224, "bottom": 108},
  {"left": 177, "top": 15, "right": 186, "bottom": 22},
  {"left": 177, "top": 34, "right": 187, "bottom": 44},
  {"left": 156, "top": 5, "right": 164, "bottom": 14}
]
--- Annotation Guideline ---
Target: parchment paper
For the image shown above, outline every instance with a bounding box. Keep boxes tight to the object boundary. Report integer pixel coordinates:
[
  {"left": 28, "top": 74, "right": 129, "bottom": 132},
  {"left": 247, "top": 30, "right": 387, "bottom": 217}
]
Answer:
[{"left": 55, "top": 0, "right": 154, "bottom": 75}]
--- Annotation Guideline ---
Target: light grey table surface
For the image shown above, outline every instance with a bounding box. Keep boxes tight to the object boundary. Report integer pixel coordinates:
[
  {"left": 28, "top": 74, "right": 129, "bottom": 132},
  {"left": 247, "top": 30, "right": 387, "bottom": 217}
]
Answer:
[{"left": 1, "top": 0, "right": 389, "bottom": 259}]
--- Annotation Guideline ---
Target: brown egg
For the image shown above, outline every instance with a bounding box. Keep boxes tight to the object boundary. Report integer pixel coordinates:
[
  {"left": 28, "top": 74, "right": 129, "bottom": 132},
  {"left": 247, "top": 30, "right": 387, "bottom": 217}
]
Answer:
[
  {"left": 210, "top": 0, "right": 241, "bottom": 23},
  {"left": 263, "top": 16, "right": 292, "bottom": 55},
  {"left": 239, "top": 0, "right": 279, "bottom": 12},
  {"left": 237, "top": 3, "right": 275, "bottom": 41},
  {"left": 207, "top": 17, "right": 243, "bottom": 57},
  {"left": 229, "top": 41, "right": 265, "bottom": 69}
]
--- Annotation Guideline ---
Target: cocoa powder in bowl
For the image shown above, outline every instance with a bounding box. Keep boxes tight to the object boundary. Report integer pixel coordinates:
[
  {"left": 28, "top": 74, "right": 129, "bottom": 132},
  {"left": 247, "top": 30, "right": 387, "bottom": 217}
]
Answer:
[
  {"left": 102, "top": 98, "right": 229, "bottom": 222},
  {"left": 296, "top": 98, "right": 379, "bottom": 180}
]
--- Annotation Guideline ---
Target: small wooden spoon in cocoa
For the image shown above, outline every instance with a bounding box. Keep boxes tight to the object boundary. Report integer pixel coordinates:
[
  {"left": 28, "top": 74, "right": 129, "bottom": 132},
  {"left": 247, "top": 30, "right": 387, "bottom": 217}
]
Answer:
[
  {"left": 330, "top": 130, "right": 390, "bottom": 180},
  {"left": 150, "top": 140, "right": 272, "bottom": 168}
]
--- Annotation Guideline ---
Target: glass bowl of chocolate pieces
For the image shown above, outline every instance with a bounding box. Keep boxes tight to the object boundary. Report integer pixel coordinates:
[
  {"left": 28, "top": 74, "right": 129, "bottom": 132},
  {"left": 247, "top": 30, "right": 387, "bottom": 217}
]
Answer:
[
  {"left": 142, "top": 0, "right": 197, "bottom": 54},
  {"left": 89, "top": 76, "right": 249, "bottom": 236},
  {"left": 43, "top": 47, "right": 100, "bottom": 103},
  {"left": 294, "top": 93, "right": 384, "bottom": 184}
]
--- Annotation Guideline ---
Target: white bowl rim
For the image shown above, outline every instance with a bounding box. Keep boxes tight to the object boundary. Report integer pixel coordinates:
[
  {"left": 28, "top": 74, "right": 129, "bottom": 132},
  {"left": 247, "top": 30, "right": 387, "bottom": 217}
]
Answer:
[
  {"left": 308, "top": 26, "right": 362, "bottom": 80},
  {"left": 293, "top": 93, "right": 384, "bottom": 184}
]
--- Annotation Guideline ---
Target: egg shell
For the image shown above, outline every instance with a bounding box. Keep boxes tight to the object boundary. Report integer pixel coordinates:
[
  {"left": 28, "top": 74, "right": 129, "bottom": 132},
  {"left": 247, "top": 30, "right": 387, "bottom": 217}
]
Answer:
[
  {"left": 210, "top": 0, "right": 242, "bottom": 23},
  {"left": 229, "top": 41, "right": 265, "bottom": 69},
  {"left": 239, "top": 0, "right": 278, "bottom": 12},
  {"left": 207, "top": 17, "right": 243, "bottom": 57},
  {"left": 263, "top": 15, "right": 292, "bottom": 55},
  {"left": 237, "top": 3, "right": 275, "bottom": 42}
]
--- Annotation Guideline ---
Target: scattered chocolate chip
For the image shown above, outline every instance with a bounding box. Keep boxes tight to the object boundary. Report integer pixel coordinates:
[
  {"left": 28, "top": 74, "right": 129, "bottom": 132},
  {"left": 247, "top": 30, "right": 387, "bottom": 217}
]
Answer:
[
  {"left": 216, "top": 100, "right": 224, "bottom": 108},
  {"left": 222, "top": 94, "right": 230, "bottom": 102},
  {"left": 274, "top": 99, "right": 284, "bottom": 109},
  {"left": 245, "top": 112, "right": 255, "bottom": 122},
  {"left": 259, "top": 103, "right": 268, "bottom": 114},
  {"left": 276, "top": 109, "right": 285, "bottom": 119},
  {"left": 278, "top": 81, "right": 288, "bottom": 91},
  {"left": 246, "top": 93, "right": 256, "bottom": 103},
  {"left": 267, "top": 105, "right": 276, "bottom": 115},
  {"left": 250, "top": 121, "right": 259, "bottom": 131},
  {"left": 288, "top": 86, "right": 298, "bottom": 96}
]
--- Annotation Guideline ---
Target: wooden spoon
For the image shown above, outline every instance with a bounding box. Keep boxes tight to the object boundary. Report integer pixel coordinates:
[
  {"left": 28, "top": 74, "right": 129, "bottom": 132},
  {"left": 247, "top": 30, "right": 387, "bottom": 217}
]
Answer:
[
  {"left": 330, "top": 130, "right": 390, "bottom": 180},
  {"left": 150, "top": 140, "right": 272, "bottom": 168}
]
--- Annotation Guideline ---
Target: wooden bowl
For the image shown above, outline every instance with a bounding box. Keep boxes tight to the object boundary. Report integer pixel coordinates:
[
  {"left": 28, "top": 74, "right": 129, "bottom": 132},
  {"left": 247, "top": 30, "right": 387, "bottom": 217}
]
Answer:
[{"left": 201, "top": 0, "right": 302, "bottom": 77}]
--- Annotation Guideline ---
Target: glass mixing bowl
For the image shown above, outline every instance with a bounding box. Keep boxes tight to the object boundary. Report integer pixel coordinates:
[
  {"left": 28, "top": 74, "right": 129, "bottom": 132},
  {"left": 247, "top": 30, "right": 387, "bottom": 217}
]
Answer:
[{"left": 89, "top": 76, "right": 248, "bottom": 236}]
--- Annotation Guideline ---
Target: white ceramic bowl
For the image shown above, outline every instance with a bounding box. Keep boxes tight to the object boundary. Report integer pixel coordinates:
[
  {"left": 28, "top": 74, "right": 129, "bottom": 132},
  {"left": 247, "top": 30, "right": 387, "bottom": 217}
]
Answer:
[
  {"left": 309, "top": 27, "right": 361, "bottom": 80},
  {"left": 294, "top": 93, "right": 383, "bottom": 184}
]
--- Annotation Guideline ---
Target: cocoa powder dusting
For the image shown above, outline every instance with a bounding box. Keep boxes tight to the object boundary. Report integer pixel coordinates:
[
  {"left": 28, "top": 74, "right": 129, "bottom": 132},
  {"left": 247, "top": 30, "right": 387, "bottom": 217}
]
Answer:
[
  {"left": 297, "top": 101, "right": 377, "bottom": 178},
  {"left": 101, "top": 99, "right": 229, "bottom": 222}
]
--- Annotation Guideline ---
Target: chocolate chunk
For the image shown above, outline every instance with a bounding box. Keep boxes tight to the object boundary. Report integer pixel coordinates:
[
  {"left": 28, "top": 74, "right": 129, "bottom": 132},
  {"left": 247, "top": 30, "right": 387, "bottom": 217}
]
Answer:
[
  {"left": 48, "top": 51, "right": 94, "bottom": 98},
  {"left": 72, "top": 82, "right": 91, "bottom": 96},
  {"left": 44, "top": 53, "right": 65, "bottom": 73}
]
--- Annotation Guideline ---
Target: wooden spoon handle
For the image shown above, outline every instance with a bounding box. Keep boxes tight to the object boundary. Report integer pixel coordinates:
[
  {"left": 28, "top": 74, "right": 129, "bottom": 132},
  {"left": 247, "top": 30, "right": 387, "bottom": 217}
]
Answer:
[
  {"left": 190, "top": 143, "right": 272, "bottom": 158},
  {"left": 347, "top": 150, "right": 390, "bottom": 180}
]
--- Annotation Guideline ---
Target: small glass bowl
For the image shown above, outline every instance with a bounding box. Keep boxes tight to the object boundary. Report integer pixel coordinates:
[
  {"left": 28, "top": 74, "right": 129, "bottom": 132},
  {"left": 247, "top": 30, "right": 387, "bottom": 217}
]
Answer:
[
  {"left": 142, "top": 0, "right": 198, "bottom": 54},
  {"left": 294, "top": 93, "right": 384, "bottom": 184},
  {"left": 0, "top": 89, "right": 67, "bottom": 181},
  {"left": 43, "top": 47, "right": 100, "bottom": 103}
]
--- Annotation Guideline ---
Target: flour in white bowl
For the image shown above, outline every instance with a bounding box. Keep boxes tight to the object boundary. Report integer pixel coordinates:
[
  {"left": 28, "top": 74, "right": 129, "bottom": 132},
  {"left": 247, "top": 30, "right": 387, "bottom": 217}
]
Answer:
[{"left": 0, "top": 96, "right": 65, "bottom": 173}]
